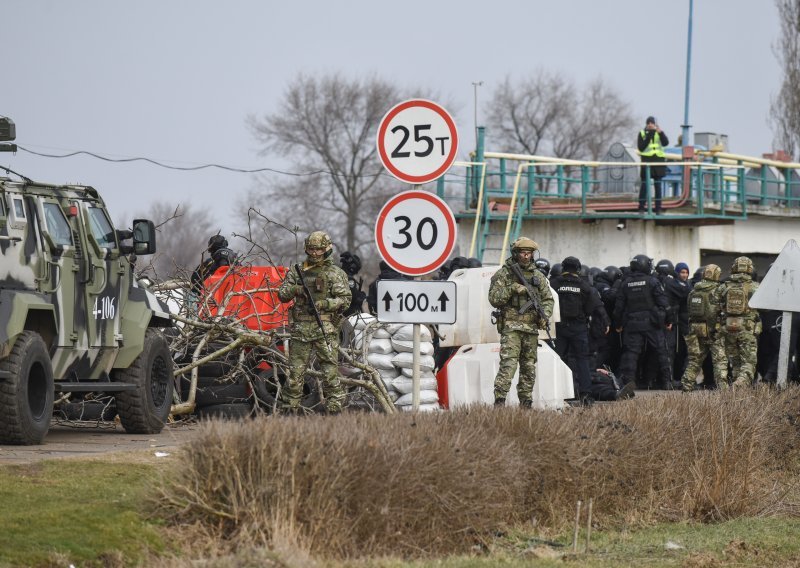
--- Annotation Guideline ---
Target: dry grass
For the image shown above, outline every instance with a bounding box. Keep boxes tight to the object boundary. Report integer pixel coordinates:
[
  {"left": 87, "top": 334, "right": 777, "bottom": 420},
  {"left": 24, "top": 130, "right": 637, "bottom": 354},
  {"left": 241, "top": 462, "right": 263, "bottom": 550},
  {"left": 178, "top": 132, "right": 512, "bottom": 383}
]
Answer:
[{"left": 154, "top": 387, "right": 800, "bottom": 561}]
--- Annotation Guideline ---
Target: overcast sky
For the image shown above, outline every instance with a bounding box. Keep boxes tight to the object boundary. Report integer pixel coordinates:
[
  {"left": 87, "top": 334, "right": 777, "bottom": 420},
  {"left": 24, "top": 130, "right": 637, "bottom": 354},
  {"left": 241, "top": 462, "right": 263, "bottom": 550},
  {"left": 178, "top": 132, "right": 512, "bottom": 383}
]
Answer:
[{"left": 3, "top": 1, "right": 781, "bottom": 236}]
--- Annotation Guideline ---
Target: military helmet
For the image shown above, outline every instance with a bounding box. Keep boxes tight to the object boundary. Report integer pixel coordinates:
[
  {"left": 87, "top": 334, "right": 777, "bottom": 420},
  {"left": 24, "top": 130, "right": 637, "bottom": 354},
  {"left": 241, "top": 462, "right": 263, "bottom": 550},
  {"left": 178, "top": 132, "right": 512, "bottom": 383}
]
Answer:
[
  {"left": 511, "top": 236, "right": 538, "bottom": 252},
  {"left": 630, "top": 254, "right": 653, "bottom": 274},
  {"left": 305, "top": 231, "right": 333, "bottom": 257},
  {"left": 208, "top": 234, "right": 228, "bottom": 253},
  {"left": 511, "top": 236, "right": 538, "bottom": 264},
  {"left": 731, "top": 256, "right": 753, "bottom": 275},
  {"left": 534, "top": 257, "right": 550, "bottom": 276},
  {"left": 655, "top": 259, "right": 674, "bottom": 276},
  {"left": 702, "top": 263, "right": 721, "bottom": 282}
]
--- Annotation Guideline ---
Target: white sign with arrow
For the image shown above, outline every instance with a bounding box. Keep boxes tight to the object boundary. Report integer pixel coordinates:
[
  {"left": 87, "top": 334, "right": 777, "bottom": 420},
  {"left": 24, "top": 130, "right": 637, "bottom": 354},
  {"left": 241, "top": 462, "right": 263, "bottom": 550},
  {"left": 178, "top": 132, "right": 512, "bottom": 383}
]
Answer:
[
  {"left": 748, "top": 238, "right": 800, "bottom": 388},
  {"left": 376, "top": 280, "right": 457, "bottom": 324}
]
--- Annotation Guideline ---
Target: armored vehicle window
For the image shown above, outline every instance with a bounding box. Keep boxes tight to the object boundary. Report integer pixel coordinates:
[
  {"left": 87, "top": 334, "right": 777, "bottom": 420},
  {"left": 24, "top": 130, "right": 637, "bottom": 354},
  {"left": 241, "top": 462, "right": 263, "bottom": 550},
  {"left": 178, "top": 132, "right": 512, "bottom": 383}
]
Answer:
[
  {"left": 13, "top": 198, "right": 25, "bottom": 219},
  {"left": 87, "top": 207, "right": 116, "bottom": 249},
  {"left": 43, "top": 203, "right": 73, "bottom": 246}
]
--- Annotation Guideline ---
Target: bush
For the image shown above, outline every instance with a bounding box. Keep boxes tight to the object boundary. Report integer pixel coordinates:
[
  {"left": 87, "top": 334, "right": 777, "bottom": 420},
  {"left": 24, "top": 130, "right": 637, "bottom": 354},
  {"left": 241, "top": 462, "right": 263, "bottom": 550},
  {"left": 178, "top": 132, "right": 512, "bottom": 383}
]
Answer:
[{"left": 155, "top": 387, "right": 800, "bottom": 559}]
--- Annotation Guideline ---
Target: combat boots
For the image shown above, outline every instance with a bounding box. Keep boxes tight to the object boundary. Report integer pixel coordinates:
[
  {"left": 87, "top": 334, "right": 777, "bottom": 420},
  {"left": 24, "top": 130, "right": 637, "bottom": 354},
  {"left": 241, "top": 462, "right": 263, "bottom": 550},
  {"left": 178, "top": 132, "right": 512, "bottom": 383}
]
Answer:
[{"left": 494, "top": 397, "right": 506, "bottom": 407}]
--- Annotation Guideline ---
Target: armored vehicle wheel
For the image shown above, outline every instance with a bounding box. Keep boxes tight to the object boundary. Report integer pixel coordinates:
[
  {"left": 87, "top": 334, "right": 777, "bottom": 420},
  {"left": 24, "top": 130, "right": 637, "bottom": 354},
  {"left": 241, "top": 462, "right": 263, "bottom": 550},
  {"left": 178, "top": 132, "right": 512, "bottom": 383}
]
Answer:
[
  {"left": 114, "top": 329, "right": 174, "bottom": 434},
  {"left": 0, "top": 331, "right": 55, "bottom": 445}
]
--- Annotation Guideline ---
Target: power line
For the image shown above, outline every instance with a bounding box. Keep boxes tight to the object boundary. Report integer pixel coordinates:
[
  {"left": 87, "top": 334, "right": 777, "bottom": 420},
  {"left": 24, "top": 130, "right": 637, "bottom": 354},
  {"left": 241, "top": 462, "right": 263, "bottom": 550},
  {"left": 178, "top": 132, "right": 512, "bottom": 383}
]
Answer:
[
  {"left": 13, "top": 145, "right": 472, "bottom": 182},
  {"left": 17, "top": 145, "right": 336, "bottom": 177}
]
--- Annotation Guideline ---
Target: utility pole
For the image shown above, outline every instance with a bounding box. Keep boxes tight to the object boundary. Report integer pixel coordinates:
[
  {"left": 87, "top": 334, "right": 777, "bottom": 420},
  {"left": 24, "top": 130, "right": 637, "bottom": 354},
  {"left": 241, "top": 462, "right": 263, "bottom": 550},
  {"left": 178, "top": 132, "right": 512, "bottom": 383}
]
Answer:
[
  {"left": 472, "top": 81, "right": 483, "bottom": 152},
  {"left": 681, "top": 0, "right": 694, "bottom": 147}
]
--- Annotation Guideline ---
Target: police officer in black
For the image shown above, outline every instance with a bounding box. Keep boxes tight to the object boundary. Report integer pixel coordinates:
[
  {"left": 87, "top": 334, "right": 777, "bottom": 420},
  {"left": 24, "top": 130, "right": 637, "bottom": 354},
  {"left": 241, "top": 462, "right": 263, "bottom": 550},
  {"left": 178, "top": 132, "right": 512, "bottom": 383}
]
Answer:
[
  {"left": 613, "top": 254, "right": 674, "bottom": 389},
  {"left": 339, "top": 251, "right": 367, "bottom": 316},
  {"left": 190, "top": 234, "right": 236, "bottom": 295},
  {"left": 654, "top": 259, "right": 691, "bottom": 386},
  {"left": 552, "top": 256, "right": 607, "bottom": 403}
]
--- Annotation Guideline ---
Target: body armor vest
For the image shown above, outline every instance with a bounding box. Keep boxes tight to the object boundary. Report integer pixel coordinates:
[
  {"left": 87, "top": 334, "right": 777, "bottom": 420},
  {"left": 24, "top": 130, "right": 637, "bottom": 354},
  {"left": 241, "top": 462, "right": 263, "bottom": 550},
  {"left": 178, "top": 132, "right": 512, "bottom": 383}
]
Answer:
[{"left": 625, "top": 275, "right": 655, "bottom": 312}]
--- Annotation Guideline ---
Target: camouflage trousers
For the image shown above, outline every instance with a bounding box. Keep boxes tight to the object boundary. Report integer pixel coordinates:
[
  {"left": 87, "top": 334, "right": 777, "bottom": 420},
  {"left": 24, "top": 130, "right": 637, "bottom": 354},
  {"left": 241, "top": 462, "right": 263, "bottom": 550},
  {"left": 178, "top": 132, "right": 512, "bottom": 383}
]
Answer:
[
  {"left": 681, "top": 332, "right": 727, "bottom": 391},
  {"left": 285, "top": 335, "right": 345, "bottom": 412},
  {"left": 494, "top": 330, "right": 539, "bottom": 404},
  {"left": 721, "top": 330, "right": 759, "bottom": 387}
]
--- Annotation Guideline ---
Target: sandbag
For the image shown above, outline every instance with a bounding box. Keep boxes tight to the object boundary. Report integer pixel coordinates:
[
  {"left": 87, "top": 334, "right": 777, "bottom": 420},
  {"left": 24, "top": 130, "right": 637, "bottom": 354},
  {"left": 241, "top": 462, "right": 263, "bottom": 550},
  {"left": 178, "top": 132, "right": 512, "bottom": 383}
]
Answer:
[
  {"left": 391, "top": 338, "right": 434, "bottom": 355},
  {"left": 395, "top": 390, "right": 440, "bottom": 406},
  {"left": 377, "top": 367, "right": 400, "bottom": 380},
  {"left": 400, "top": 367, "right": 436, "bottom": 379},
  {"left": 367, "top": 352, "right": 396, "bottom": 370},
  {"left": 351, "top": 313, "right": 377, "bottom": 330},
  {"left": 400, "top": 402, "right": 439, "bottom": 412},
  {"left": 392, "top": 352, "right": 435, "bottom": 371},
  {"left": 368, "top": 338, "right": 394, "bottom": 354},
  {"left": 391, "top": 324, "right": 432, "bottom": 342},
  {"left": 392, "top": 376, "right": 439, "bottom": 395}
]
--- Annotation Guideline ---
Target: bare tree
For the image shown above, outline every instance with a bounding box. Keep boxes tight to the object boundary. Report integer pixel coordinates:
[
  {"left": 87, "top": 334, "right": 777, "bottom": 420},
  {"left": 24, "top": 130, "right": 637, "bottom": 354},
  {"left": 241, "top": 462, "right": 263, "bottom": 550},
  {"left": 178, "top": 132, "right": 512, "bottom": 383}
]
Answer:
[
  {"left": 246, "top": 73, "right": 403, "bottom": 257},
  {"left": 131, "top": 201, "right": 219, "bottom": 279},
  {"left": 770, "top": 0, "right": 800, "bottom": 158},
  {"left": 485, "top": 71, "right": 634, "bottom": 160}
]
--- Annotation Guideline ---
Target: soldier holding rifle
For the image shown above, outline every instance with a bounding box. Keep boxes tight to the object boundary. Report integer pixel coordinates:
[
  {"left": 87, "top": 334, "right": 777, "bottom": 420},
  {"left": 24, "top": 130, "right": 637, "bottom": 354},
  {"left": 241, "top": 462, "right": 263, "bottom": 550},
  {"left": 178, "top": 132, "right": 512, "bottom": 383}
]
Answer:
[
  {"left": 278, "top": 231, "right": 351, "bottom": 414},
  {"left": 488, "top": 237, "right": 554, "bottom": 407}
]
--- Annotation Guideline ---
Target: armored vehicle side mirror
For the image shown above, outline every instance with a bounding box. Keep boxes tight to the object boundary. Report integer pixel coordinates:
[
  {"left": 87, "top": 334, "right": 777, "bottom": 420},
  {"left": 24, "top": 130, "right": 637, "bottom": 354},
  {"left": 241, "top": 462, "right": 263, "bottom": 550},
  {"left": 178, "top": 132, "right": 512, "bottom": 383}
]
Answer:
[
  {"left": 132, "top": 219, "right": 156, "bottom": 255},
  {"left": 0, "top": 118, "right": 15, "bottom": 142}
]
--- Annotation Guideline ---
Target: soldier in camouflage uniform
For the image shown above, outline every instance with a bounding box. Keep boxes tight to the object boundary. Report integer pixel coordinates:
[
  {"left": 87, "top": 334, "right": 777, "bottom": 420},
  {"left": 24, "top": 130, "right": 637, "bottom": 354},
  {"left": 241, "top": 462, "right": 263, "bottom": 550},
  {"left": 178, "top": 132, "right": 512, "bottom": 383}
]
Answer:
[
  {"left": 715, "top": 256, "right": 761, "bottom": 387},
  {"left": 278, "top": 231, "right": 351, "bottom": 413},
  {"left": 681, "top": 264, "right": 728, "bottom": 391},
  {"left": 489, "top": 237, "right": 554, "bottom": 407}
]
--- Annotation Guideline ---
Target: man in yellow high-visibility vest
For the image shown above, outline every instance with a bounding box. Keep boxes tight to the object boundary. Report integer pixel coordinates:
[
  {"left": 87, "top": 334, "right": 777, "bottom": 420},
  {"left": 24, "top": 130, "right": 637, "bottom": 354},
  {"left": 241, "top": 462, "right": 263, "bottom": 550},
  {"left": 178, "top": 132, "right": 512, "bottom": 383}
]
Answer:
[{"left": 637, "top": 116, "right": 669, "bottom": 214}]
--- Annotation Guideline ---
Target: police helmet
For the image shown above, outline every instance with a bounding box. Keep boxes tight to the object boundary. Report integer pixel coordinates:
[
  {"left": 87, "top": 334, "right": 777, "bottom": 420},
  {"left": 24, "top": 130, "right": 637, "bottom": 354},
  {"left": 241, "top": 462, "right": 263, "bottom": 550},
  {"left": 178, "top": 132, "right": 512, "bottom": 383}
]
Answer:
[
  {"left": 305, "top": 231, "right": 333, "bottom": 259},
  {"left": 731, "top": 256, "right": 754, "bottom": 275},
  {"left": 630, "top": 254, "right": 653, "bottom": 274},
  {"left": 534, "top": 257, "right": 551, "bottom": 277},
  {"left": 702, "top": 264, "right": 721, "bottom": 282},
  {"left": 450, "top": 256, "right": 469, "bottom": 271},
  {"left": 208, "top": 234, "right": 228, "bottom": 253},
  {"left": 467, "top": 257, "right": 482, "bottom": 268},
  {"left": 655, "top": 259, "right": 675, "bottom": 276},
  {"left": 589, "top": 266, "right": 603, "bottom": 283},
  {"left": 549, "top": 262, "right": 563, "bottom": 279},
  {"left": 339, "top": 251, "right": 362, "bottom": 275},
  {"left": 604, "top": 265, "right": 622, "bottom": 283}
]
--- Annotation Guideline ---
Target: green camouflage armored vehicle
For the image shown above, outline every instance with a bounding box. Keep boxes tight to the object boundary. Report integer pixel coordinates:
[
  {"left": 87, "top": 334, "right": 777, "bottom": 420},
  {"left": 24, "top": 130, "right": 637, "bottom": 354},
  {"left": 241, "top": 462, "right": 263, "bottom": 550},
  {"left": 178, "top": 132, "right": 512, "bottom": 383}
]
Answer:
[{"left": 0, "top": 117, "right": 173, "bottom": 445}]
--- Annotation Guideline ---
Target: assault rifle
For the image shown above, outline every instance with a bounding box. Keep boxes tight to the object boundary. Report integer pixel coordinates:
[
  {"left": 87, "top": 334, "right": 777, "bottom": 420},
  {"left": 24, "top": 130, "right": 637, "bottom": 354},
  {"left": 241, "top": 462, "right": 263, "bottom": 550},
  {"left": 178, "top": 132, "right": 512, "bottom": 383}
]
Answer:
[
  {"left": 509, "top": 263, "right": 554, "bottom": 346},
  {"left": 294, "top": 263, "right": 328, "bottom": 343}
]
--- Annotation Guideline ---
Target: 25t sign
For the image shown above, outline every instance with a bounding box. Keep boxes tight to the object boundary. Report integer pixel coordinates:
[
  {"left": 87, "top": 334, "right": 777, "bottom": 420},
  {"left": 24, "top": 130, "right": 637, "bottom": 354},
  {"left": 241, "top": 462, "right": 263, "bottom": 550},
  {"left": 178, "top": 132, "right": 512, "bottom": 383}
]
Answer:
[
  {"left": 377, "top": 99, "right": 459, "bottom": 184},
  {"left": 375, "top": 190, "right": 457, "bottom": 276}
]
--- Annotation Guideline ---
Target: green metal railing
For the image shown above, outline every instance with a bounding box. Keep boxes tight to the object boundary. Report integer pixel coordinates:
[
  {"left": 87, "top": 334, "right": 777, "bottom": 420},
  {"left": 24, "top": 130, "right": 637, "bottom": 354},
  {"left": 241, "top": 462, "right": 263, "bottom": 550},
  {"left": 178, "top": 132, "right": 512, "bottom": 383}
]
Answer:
[{"left": 435, "top": 127, "right": 800, "bottom": 261}]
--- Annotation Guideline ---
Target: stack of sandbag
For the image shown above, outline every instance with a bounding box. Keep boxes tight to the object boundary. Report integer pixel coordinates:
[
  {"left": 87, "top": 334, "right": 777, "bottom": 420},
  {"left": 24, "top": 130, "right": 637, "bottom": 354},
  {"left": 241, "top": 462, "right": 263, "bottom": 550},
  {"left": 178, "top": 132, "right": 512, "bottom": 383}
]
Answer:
[{"left": 348, "top": 314, "right": 440, "bottom": 411}]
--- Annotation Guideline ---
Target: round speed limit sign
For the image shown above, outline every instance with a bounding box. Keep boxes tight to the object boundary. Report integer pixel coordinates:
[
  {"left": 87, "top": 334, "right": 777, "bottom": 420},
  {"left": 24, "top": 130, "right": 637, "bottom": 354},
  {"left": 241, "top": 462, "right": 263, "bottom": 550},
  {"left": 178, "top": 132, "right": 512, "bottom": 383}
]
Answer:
[
  {"left": 377, "top": 99, "right": 459, "bottom": 184},
  {"left": 375, "top": 190, "right": 457, "bottom": 276}
]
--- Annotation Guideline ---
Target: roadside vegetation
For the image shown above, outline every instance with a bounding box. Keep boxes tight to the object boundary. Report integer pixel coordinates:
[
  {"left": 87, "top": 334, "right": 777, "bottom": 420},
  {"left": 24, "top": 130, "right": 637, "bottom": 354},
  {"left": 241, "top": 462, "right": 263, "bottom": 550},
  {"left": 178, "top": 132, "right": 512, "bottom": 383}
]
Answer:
[{"left": 1, "top": 387, "right": 799, "bottom": 567}]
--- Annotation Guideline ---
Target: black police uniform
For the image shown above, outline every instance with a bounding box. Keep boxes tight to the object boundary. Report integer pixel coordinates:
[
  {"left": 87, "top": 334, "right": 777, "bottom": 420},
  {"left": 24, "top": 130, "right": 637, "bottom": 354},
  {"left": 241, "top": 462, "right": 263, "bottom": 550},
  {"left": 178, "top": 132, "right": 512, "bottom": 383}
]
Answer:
[
  {"left": 613, "top": 267, "right": 673, "bottom": 388},
  {"left": 552, "top": 267, "right": 605, "bottom": 399}
]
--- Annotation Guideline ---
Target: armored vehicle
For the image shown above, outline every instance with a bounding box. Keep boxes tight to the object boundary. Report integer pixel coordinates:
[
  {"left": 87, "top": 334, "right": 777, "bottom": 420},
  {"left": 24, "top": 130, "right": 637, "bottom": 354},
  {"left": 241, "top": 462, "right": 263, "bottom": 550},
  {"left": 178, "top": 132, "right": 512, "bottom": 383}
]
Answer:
[{"left": 0, "top": 117, "right": 173, "bottom": 444}]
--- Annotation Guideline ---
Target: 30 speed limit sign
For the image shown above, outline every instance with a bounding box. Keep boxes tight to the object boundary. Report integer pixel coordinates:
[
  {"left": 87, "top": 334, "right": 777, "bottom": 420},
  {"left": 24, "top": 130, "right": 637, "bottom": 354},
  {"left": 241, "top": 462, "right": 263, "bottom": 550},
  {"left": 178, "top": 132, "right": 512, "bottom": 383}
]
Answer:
[
  {"left": 377, "top": 99, "right": 459, "bottom": 184},
  {"left": 375, "top": 190, "right": 457, "bottom": 276}
]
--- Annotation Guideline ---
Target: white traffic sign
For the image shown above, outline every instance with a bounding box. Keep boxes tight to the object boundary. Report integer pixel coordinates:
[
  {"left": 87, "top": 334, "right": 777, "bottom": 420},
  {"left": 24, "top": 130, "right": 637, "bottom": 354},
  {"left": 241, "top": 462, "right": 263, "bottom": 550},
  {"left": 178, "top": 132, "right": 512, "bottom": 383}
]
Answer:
[
  {"left": 376, "top": 99, "right": 459, "bottom": 184},
  {"left": 749, "top": 239, "right": 800, "bottom": 311},
  {"left": 375, "top": 189, "right": 457, "bottom": 276},
  {"left": 377, "top": 280, "right": 457, "bottom": 324}
]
